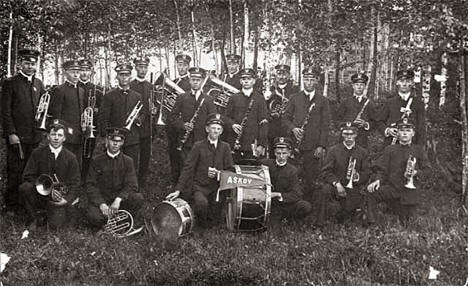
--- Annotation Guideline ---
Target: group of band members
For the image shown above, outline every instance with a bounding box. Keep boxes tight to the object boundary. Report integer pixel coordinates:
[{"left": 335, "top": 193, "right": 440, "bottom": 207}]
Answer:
[{"left": 1, "top": 47, "right": 429, "bottom": 231}]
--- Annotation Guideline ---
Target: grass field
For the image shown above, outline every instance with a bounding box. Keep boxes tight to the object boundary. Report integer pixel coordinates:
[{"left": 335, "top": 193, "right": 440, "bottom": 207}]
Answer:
[{"left": 1, "top": 132, "right": 467, "bottom": 285}]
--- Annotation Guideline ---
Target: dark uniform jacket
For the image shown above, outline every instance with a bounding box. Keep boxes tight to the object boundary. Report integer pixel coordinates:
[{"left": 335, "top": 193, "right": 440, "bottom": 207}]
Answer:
[
  {"left": 221, "top": 72, "right": 242, "bottom": 90},
  {"left": 225, "top": 90, "right": 268, "bottom": 151},
  {"left": 374, "top": 143, "right": 429, "bottom": 205},
  {"left": 378, "top": 93, "right": 426, "bottom": 145},
  {"left": 86, "top": 152, "right": 138, "bottom": 206},
  {"left": 174, "top": 74, "right": 191, "bottom": 92},
  {"left": 176, "top": 139, "right": 234, "bottom": 196},
  {"left": 168, "top": 91, "right": 217, "bottom": 149},
  {"left": 320, "top": 143, "right": 370, "bottom": 188},
  {"left": 1, "top": 73, "right": 45, "bottom": 144},
  {"left": 130, "top": 79, "right": 153, "bottom": 138},
  {"left": 49, "top": 82, "right": 86, "bottom": 145},
  {"left": 267, "top": 81, "right": 300, "bottom": 139},
  {"left": 283, "top": 90, "right": 331, "bottom": 151},
  {"left": 260, "top": 159, "right": 303, "bottom": 203},
  {"left": 100, "top": 88, "right": 143, "bottom": 146},
  {"left": 23, "top": 145, "right": 80, "bottom": 204}
]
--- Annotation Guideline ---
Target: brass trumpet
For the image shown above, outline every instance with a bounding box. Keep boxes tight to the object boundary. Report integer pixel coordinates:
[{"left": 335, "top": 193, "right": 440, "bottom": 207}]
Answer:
[
  {"left": 345, "top": 157, "right": 358, "bottom": 189},
  {"left": 36, "top": 91, "right": 51, "bottom": 130},
  {"left": 124, "top": 101, "right": 143, "bottom": 131},
  {"left": 104, "top": 209, "right": 143, "bottom": 238},
  {"left": 404, "top": 155, "right": 417, "bottom": 189}
]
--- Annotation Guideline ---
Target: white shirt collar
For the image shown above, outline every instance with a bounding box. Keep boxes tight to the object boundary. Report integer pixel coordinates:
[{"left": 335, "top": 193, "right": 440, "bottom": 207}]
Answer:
[
  {"left": 107, "top": 150, "right": 120, "bottom": 158},
  {"left": 208, "top": 137, "right": 218, "bottom": 148},
  {"left": 343, "top": 142, "right": 355, "bottom": 150},
  {"left": 49, "top": 145, "right": 62, "bottom": 159},
  {"left": 79, "top": 79, "right": 90, "bottom": 84},
  {"left": 65, "top": 79, "right": 78, "bottom": 88},
  {"left": 118, "top": 85, "right": 130, "bottom": 92},
  {"left": 276, "top": 160, "right": 287, "bottom": 167},
  {"left": 135, "top": 77, "right": 146, "bottom": 82},
  {"left": 304, "top": 90, "right": 315, "bottom": 100},
  {"left": 19, "top": 71, "right": 33, "bottom": 82},
  {"left": 191, "top": 89, "right": 202, "bottom": 101},
  {"left": 243, "top": 88, "right": 254, "bottom": 97},
  {"left": 278, "top": 83, "right": 287, "bottom": 89},
  {"left": 354, "top": 93, "right": 365, "bottom": 102},
  {"left": 399, "top": 92, "right": 411, "bottom": 101}
]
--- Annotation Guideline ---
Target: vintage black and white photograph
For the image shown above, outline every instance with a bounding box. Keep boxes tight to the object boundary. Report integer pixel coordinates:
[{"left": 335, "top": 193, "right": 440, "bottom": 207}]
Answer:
[{"left": 0, "top": 0, "right": 467, "bottom": 285}]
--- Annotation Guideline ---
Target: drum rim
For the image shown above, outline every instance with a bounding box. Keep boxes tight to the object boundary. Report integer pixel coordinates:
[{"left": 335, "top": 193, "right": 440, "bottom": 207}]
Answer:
[{"left": 151, "top": 198, "right": 195, "bottom": 237}]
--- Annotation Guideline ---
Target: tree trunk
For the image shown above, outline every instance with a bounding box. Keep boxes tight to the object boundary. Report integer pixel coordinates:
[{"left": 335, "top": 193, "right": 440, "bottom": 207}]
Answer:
[
  {"left": 229, "top": 0, "right": 235, "bottom": 54},
  {"left": 190, "top": 7, "right": 199, "bottom": 66},
  {"left": 335, "top": 46, "right": 341, "bottom": 101},
  {"left": 252, "top": 17, "right": 259, "bottom": 71},
  {"left": 7, "top": 11, "right": 13, "bottom": 78},
  {"left": 173, "top": 0, "right": 183, "bottom": 41},
  {"left": 323, "top": 67, "right": 329, "bottom": 97},
  {"left": 460, "top": 50, "right": 468, "bottom": 212},
  {"left": 54, "top": 41, "right": 60, "bottom": 85},
  {"left": 242, "top": 0, "right": 249, "bottom": 68},
  {"left": 220, "top": 27, "right": 228, "bottom": 75},
  {"left": 439, "top": 52, "right": 448, "bottom": 108}
]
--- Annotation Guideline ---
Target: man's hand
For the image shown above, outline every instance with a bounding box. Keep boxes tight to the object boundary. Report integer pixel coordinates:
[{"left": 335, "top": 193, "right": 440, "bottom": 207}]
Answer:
[
  {"left": 8, "top": 134, "right": 20, "bottom": 145},
  {"left": 255, "top": 145, "right": 265, "bottom": 157},
  {"left": 385, "top": 127, "right": 398, "bottom": 137},
  {"left": 367, "top": 180, "right": 380, "bottom": 193},
  {"left": 110, "top": 198, "right": 122, "bottom": 216},
  {"left": 50, "top": 189, "right": 67, "bottom": 206},
  {"left": 166, "top": 190, "right": 180, "bottom": 200},
  {"left": 335, "top": 182, "right": 347, "bottom": 198},
  {"left": 208, "top": 167, "right": 219, "bottom": 179},
  {"left": 292, "top": 128, "right": 303, "bottom": 142},
  {"left": 314, "top": 146, "right": 325, "bottom": 158},
  {"left": 184, "top": 122, "right": 194, "bottom": 132},
  {"left": 100, "top": 203, "right": 110, "bottom": 217},
  {"left": 232, "top": 124, "right": 242, "bottom": 135},
  {"left": 354, "top": 118, "right": 366, "bottom": 128}
]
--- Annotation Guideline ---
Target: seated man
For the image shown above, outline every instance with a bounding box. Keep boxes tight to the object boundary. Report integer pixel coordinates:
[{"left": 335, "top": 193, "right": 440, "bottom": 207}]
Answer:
[
  {"left": 86, "top": 127, "right": 144, "bottom": 229},
  {"left": 260, "top": 137, "right": 311, "bottom": 220},
  {"left": 19, "top": 120, "right": 81, "bottom": 229},
  {"left": 315, "top": 122, "right": 370, "bottom": 225},
  {"left": 166, "top": 113, "right": 234, "bottom": 227},
  {"left": 367, "top": 118, "right": 429, "bottom": 225}
]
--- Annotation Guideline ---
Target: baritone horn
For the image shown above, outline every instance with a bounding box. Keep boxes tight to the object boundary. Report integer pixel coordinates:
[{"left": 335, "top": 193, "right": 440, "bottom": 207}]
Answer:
[
  {"left": 35, "top": 173, "right": 67, "bottom": 202},
  {"left": 124, "top": 101, "right": 143, "bottom": 131},
  {"left": 404, "top": 155, "right": 417, "bottom": 189},
  {"left": 207, "top": 76, "right": 240, "bottom": 110},
  {"left": 104, "top": 209, "right": 143, "bottom": 238},
  {"left": 36, "top": 91, "right": 51, "bottom": 130}
]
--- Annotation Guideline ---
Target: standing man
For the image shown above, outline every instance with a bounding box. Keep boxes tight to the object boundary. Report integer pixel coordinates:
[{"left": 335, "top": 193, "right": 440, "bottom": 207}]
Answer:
[
  {"left": 283, "top": 67, "right": 331, "bottom": 197},
  {"left": 166, "top": 113, "right": 234, "bottom": 228},
  {"left": 86, "top": 127, "right": 144, "bottom": 229},
  {"left": 19, "top": 120, "right": 81, "bottom": 229},
  {"left": 367, "top": 119, "right": 429, "bottom": 225},
  {"left": 130, "top": 56, "right": 153, "bottom": 187},
  {"left": 315, "top": 122, "right": 370, "bottom": 225},
  {"left": 100, "top": 63, "right": 146, "bottom": 173},
  {"left": 378, "top": 69, "right": 426, "bottom": 146},
  {"left": 260, "top": 137, "right": 312, "bottom": 220},
  {"left": 2, "top": 49, "right": 45, "bottom": 211},
  {"left": 336, "top": 72, "right": 378, "bottom": 148},
  {"left": 266, "top": 64, "right": 300, "bottom": 157},
  {"left": 168, "top": 67, "right": 217, "bottom": 165},
  {"left": 221, "top": 54, "right": 242, "bottom": 90},
  {"left": 225, "top": 68, "right": 268, "bottom": 163},
  {"left": 49, "top": 60, "right": 86, "bottom": 170},
  {"left": 173, "top": 54, "right": 192, "bottom": 92}
]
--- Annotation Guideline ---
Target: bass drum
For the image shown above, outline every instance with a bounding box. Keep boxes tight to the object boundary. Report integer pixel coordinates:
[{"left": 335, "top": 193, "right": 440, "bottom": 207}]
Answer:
[
  {"left": 226, "top": 165, "right": 271, "bottom": 232},
  {"left": 151, "top": 198, "right": 195, "bottom": 239}
]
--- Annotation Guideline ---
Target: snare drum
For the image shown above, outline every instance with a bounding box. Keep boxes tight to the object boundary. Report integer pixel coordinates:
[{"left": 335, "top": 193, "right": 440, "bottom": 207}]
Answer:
[
  {"left": 226, "top": 165, "right": 271, "bottom": 231},
  {"left": 151, "top": 198, "right": 195, "bottom": 238}
]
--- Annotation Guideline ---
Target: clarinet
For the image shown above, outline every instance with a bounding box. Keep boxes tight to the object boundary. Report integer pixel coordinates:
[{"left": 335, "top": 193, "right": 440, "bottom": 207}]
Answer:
[
  {"left": 354, "top": 99, "right": 370, "bottom": 122},
  {"left": 176, "top": 97, "right": 205, "bottom": 151},
  {"left": 233, "top": 98, "right": 256, "bottom": 151},
  {"left": 294, "top": 102, "right": 316, "bottom": 155}
]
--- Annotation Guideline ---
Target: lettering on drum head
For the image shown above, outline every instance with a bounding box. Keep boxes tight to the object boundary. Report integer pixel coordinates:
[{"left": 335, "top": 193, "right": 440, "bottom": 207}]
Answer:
[{"left": 226, "top": 175, "right": 253, "bottom": 185}]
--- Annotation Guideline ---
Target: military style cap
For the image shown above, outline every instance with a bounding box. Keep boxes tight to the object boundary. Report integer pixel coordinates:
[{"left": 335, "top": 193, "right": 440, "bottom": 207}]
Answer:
[
  {"left": 48, "top": 119, "right": 70, "bottom": 135},
  {"left": 397, "top": 118, "right": 415, "bottom": 129},
  {"left": 175, "top": 54, "right": 192, "bottom": 64},
  {"left": 226, "top": 54, "right": 241, "bottom": 63},
  {"left": 115, "top": 63, "right": 133, "bottom": 74},
  {"left": 18, "top": 49, "right": 40, "bottom": 63},
  {"left": 239, "top": 68, "right": 256, "bottom": 78},
  {"left": 188, "top": 67, "right": 206, "bottom": 78},
  {"left": 396, "top": 69, "right": 415, "bottom": 81},
  {"left": 62, "top": 60, "right": 81, "bottom": 70},
  {"left": 340, "top": 122, "right": 359, "bottom": 133},
  {"left": 273, "top": 137, "right": 293, "bottom": 149},
  {"left": 302, "top": 66, "right": 321, "bottom": 78},
  {"left": 206, "top": 113, "right": 224, "bottom": 127},
  {"left": 133, "top": 56, "right": 150, "bottom": 66},
  {"left": 275, "top": 64, "right": 291, "bottom": 72},
  {"left": 106, "top": 127, "right": 127, "bottom": 141},
  {"left": 79, "top": 59, "right": 94, "bottom": 70},
  {"left": 351, "top": 72, "right": 369, "bottom": 84}
]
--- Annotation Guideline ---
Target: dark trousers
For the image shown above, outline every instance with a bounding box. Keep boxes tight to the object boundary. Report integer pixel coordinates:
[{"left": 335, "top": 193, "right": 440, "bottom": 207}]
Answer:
[
  {"left": 19, "top": 182, "right": 77, "bottom": 228},
  {"left": 367, "top": 185, "right": 416, "bottom": 224},
  {"left": 122, "top": 144, "right": 140, "bottom": 175},
  {"left": 272, "top": 200, "right": 312, "bottom": 219},
  {"left": 81, "top": 137, "right": 97, "bottom": 181},
  {"left": 86, "top": 192, "right": 145, "bottom": 227},
  {"left": 5, "top": 142, "right": 38, "bottom": 208},
  {"left": 184, "top": 190, "right": 222, "bottom": 227},
  {"left": 300, "top": 150, "right": 322, "bottom": 197},
  {"left": 316, "top": 184, "right": 364, "bottom": 225},
  {"left": 64, "top": 143, "right": 83, "bottom": 172},
  {"left": 166, "top": 127, "right": 181, "bottom": 184},
  {"left": 138, "top": 137, "right": 151, "bottom": 187}
]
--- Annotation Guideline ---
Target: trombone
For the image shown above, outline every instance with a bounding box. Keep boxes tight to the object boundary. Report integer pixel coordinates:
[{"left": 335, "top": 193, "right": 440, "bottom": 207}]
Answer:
[{"left": 36, "top": 90, "right": 51, "bottom": 130}]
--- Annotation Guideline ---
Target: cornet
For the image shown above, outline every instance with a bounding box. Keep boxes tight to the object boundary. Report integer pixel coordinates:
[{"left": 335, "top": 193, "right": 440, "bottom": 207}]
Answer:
[
  {"left": 81, "top": 107, "right": 95, "bottom": 138},
  {"left": 124, "top": 101, "right": 143, "bottom": 131},
  {"left": 35, "top": 173, "right": 67, "bottom": 202},
  {"left": 404, "top": 155, "right": 417, "bottom": 189},
  {"left": 36, "top": 91, "right": 50, "bottom": 130},
  {"left": 345, "top": 157, "right": 358, "bottom": 189},
  {"left": 104, "top": 209, "right": 143, "bottom": 238}
]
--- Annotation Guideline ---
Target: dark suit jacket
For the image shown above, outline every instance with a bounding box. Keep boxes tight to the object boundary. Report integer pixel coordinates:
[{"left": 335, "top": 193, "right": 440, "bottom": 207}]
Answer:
[
  {"left": 174, "top": 75, "right": 191, "bottom": 92},
  {"left": 1, "top": 73, "right": 45, "bottom": 143},
  {"left": 176, "top": 139, "right": 234, "bottom": 196},
  {"left": 260, "top": 159, "right": 303, "bottom": 203},
  {"left": 283, "top": 90, "right": 331, "bottom": 151},
  {"left": 86, "top": 152, "right": 138, "bottom": 206},
  {"left": 266, "top": 81, "right": 300, "bottom": 139},
  {"left": 23, "top": 145, "right": 80, "bottom": 204},
  {"left": 220, "top": 72, "right": 242, "bottom": 90},
  {"left": 130, "top": 79, "right": 153, "bottom": 138}
]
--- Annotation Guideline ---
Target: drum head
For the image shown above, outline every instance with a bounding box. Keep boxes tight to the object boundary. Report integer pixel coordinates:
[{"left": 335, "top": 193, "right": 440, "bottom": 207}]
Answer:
[{"left": 151, "top": 203, "right": 183, "bottom": 240}]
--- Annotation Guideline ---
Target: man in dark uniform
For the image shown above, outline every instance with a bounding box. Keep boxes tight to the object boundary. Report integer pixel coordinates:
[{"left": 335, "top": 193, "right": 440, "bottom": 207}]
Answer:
[
  {"left": 166, "top": 113, "right": 234, "bottom": 227},
  {"left": 336, "top": 72, "right": 378, "bottom": 148},
  {"left": 168, "top": 67, "right": 217, "bottom": 165},
  {"left": 49, "top": 60, "right": 86, "bottom": 171},
  {"left": 315, "top": 122, "right": 370, "bottom": 225},
  {"left": 266, "top": 64, "right": 300, "bottom": 157},
  {"left": 100, "top": 63, "right": 147, "bottom": 173},
  {"left": 221, "top": 54, "right": 242, "bottom": 90},
  {"left": 78, "top": 59, "right": 104, "bottom": 180},
  {"left": 174, "top": 54, "right": 192, "bottom": 92},
  {"left": 129, "top": 56, "right": 153, "bottom": 187},
  {"left": 283, "top": 67, "right": 330, "bottom": 197},
  {"left": 367, "top": 118, "right": 429, "bottom": 225},
  {"left": 225, "top": 68, "right": 268, "bottom": 163},
  {"left": 378, "top": 69, "right": 426, "bottom": 146},
  {"left": 86, "top": 127, "right": 144, "bottom": 228},
  {"left": 1, "top": 49, "right": 45, "bottom": 210},
  {"left": 19, "top": 120, "right": 81, "bottom": 229},
  {"left": 261, "top": 137, "right": 311, "bottom": 220}
]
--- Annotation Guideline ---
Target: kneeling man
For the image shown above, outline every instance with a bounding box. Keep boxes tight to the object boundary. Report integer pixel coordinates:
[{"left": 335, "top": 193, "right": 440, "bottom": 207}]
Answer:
[
  {"left": 86, "top": 127, "right": 144, "bottom": 228},
  {"left": 166, "top": 113, "right": 234, "bottom": 227}
]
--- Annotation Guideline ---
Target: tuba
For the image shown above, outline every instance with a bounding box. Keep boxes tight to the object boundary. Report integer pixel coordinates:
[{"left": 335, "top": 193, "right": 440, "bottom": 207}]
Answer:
[
  {"left": 206, "top": 76, "right": 240, "bottom": 110},
  {"left": 36, "top": 91, "right": 51, "bottom": 130},
  {"left": 104, "top": 209, "right": 143, "bottom": 238},
  {"left": 124, "top": 101, "right": 143, "bottom": 131},
  {"left": 404, "top": 155, "right": 417, "bottom": 189}
]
